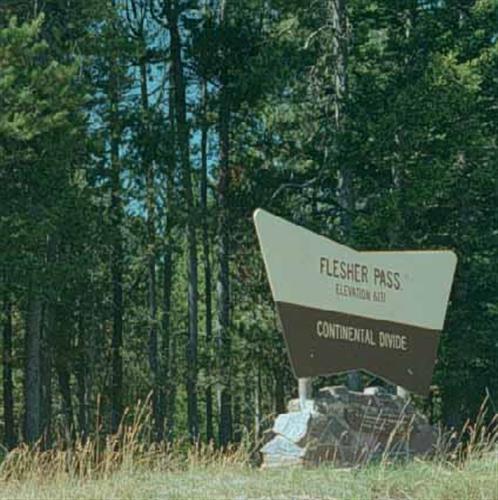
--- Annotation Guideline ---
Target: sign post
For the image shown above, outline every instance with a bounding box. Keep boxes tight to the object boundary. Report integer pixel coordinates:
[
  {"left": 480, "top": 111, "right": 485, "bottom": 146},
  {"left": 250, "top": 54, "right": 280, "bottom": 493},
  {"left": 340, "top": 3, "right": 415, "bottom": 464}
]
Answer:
[
  {"left": 298, "top": 378, "right": 312, "bottom": 410},
  {"left": 254, "top": 209, "right": 457, "bottom": 395}
]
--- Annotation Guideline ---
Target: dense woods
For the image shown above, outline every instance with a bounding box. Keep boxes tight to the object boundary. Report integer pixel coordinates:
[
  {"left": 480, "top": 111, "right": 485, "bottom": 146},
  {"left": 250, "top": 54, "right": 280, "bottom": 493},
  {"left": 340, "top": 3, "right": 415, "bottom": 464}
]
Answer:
[{"left": 0, "top": 0, "right": 497, "bottom": 449}]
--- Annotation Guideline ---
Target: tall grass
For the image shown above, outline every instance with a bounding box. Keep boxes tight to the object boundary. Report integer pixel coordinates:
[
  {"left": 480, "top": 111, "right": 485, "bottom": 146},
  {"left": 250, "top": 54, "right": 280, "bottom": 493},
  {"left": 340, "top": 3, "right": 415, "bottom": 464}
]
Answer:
[
  {"left": 0, "top": 395, "right": 495, "bottom": 486},
  {"left": 0, "top": 396, "right": 251, "bottom": 484},
  {"left": 377, "top": 394, "right": 498, "bottom": 468},
  {"left": 433, "top": 396, "right": 498, "bottom": 465}
]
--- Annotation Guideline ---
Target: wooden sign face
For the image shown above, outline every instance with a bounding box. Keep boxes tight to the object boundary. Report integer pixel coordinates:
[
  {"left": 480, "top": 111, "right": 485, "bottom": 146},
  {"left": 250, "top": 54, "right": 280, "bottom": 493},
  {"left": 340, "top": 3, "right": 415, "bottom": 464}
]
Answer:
[{"left": 254, "top": 209, "right": 457, "bottom": 395}]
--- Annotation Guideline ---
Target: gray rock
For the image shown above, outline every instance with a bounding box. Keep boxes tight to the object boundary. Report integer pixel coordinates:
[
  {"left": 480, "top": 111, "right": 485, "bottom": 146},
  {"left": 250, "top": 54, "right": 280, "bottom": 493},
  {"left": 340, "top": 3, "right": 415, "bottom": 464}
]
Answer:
[
  {"left": 261, "top": 435, "right": 306, "bottom": 459},
  {"left": 273, "top": 411, "right": 313, "bottom": 445},
  {"left": 363, "top": 386, "right": 385, "bottom": 396},
  {"left": 261, "top": 385, "right": 436, "bottom": 469}
]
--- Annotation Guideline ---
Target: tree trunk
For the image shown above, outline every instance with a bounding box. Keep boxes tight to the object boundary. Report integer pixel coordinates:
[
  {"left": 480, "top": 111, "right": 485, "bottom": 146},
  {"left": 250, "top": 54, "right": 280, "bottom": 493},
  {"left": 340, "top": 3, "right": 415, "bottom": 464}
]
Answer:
[
  {"left": 167, "top": 0, "right": 199, "bottom": 442},
  {"left": 139, "top": 51, "right": 162, "bottom": 442},
  {"left": 46, "top": 238, "right": 75, "bottom": 443},
  {"left": 243, "top": 372, "right": 253, "bottom": 440},
  {"left": 40, "top": 302, "right": 53, "bottom": 448},
  {"left": 200, "top": 77, "right": 214, "bottom": 443},
  {"left": 216, "top": 0, "right": 232, "bottom": 447},
  {"left": 109, "top": 59, "right": 124, "bottom": 434},
  {"left": 233, "top": 390, "right": 241, "bottom": 443},
  {"left": 25, "top": 286, "right": 42, "bottom": 444},
  {"left": 162, "top": 243, "right": 175, "bottom": 441},
  {"left": 75, "top": 308, "right": 88, "bottom": 440},
  {"left": 56, "top": 361, "right": 75, "bottom": 441},
  {"left": 216, "top": 93, "right": 232, "bottom": 446},
  {"left": 254, "top": 362, "right": 261, "bottom": 439},
  {"left": 2, "top": 295, "right": 16, "bottom": 449},
  {"left": 274, "top": 366, "right": 285, "bottom": 415},
  {"left": 163, "top": 75, "right": 176, "bottom": 443}
]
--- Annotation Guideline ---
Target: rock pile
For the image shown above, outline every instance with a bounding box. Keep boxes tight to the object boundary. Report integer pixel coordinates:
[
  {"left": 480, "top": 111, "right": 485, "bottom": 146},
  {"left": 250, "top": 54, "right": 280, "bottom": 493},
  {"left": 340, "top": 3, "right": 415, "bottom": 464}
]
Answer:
[{"left": 260, "top": 385, "right": 435, "bottom": 468}]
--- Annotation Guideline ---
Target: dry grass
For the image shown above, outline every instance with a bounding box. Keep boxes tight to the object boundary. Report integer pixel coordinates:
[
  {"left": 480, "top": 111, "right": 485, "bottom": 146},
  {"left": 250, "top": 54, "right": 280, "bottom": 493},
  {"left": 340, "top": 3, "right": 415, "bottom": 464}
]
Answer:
[
  {"left": 0, "top": 397, "right": 250, "bottom": 483},
  {"left": 0, "top": 454, "right": 496, "bottom": 500},
  {"left": 0, "top": 397, "right": 496, "bottom": 499}
]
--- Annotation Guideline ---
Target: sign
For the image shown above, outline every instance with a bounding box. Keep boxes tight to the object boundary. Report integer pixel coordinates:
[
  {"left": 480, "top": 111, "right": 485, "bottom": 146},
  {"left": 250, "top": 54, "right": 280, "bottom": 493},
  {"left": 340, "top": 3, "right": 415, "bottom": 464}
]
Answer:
[{"left": 254, "top": 209, "right": 457, "bottom": 395}]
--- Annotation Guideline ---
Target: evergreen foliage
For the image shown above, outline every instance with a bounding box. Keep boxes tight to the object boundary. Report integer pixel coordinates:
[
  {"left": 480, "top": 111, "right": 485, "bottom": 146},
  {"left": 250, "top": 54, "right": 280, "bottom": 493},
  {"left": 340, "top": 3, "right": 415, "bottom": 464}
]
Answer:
[{"left": 0, "top": 0, "right": 496, "bottom": 447}]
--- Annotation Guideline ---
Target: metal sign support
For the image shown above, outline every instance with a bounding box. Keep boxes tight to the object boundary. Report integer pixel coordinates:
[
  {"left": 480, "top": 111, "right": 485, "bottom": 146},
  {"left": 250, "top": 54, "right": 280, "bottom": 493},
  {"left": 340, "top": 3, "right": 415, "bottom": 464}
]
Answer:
[{"left": 298, "top": 378, "right": 312, "bottom": 410}]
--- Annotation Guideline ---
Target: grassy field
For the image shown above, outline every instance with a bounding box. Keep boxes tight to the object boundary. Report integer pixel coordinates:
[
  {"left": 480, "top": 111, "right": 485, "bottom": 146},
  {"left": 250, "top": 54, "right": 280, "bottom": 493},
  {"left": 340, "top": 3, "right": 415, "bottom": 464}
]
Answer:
[
  {"left": 1, "top": 400, "right": 495, "bottom": 499},
  {"left": 0, "top": 454, "right": 496, "bottom": 500}
]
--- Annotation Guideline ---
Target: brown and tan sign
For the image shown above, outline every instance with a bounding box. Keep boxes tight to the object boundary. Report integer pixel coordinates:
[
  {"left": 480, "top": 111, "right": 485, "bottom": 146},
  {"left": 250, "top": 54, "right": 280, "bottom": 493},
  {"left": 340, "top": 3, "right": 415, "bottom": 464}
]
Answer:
[{"left": 254, "top": 209, "right": 457, "bottom": 395}]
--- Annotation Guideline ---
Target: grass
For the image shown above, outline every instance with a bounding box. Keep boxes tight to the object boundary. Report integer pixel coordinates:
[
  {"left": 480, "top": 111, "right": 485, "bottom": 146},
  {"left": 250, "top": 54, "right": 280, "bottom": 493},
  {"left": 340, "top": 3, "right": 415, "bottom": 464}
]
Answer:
[
  {"left": 0, "top": 397, "right": 496, "bottom": 499},
  {"left": 0, "top": 454, "right": 496, "bottom": 499}
]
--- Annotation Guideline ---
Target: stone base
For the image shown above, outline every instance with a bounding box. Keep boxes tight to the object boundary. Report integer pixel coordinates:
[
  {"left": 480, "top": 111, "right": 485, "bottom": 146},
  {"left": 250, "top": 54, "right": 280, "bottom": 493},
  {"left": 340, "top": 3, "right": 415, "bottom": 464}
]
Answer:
[{"left": 260, "top": 385, "right": 435, "bottom": 468}]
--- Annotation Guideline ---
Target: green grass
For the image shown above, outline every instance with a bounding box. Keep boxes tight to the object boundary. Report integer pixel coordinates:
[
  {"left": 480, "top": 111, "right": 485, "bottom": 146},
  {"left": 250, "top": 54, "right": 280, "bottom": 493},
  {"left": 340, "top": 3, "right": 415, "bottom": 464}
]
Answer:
[
  {"left": 0, "top": 454, "right": 496, "bottom": 500},
  {"left": 1, "top": 399, "right": 495, "bottom": 499}
]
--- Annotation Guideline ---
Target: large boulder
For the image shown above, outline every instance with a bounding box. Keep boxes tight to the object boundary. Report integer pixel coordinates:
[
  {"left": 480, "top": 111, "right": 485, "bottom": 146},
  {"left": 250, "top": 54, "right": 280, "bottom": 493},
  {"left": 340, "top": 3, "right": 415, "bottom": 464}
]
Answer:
[{"left": 260, "top": 385, "right": 436, "bottom": 468}]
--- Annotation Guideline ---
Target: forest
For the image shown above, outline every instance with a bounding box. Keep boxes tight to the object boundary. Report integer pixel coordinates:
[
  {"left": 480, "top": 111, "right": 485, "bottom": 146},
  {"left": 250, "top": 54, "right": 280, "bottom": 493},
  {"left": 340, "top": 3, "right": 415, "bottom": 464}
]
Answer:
[{"left": 0, "top": 0, "right": 497, "bottom": 452}]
